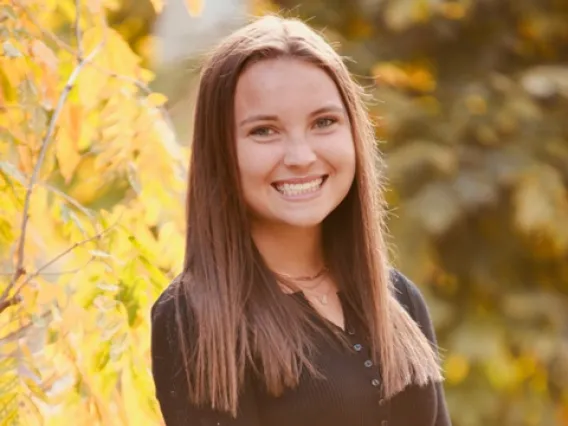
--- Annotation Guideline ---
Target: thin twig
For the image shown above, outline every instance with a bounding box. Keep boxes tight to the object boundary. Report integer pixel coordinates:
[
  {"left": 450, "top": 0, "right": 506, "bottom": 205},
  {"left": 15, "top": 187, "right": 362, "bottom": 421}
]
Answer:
[
  {"left": 13, "top": 0, "right": 178, "bottom": 139},
  {"left": 109, "top": 72, "right": 178, "bottom": 131},
  {"left": 13, "top": 0, "right": 75, "bottom": 53},
  {"left": 39, "top": 257, "right": 96, "bottom": 276},
  {"left": 0, "top": 297, "right": 21, "bottom": 316},
  {"left": 0, "top": 220, "right": 115, "bottom": 315},
  {"left": 1, "top": 6, "right": 103, "bottom": 307},
  {"left": 22, "top": 238, "right": 97, "bottom": 282},
  {"left": 10, "top": 217, "right": 120, "bottom": 302},
  {"left": 0, "top": 256, "right": 96, "bottom": 279},
  {"left": 75, "top": 0, "right": 83, "bottom": 60},
  {"left": 0, "top": 311, "right": 51, "bottom": 343},
  {"left": 40, "top": 182, "right": 95, "bottom": 220}
]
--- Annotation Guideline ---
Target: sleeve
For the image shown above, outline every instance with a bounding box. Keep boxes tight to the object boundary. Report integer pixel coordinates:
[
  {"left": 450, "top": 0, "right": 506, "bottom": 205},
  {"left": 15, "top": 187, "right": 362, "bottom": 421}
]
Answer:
[
  {"left": 150, "top": 287, "right": 261, "bottom": 426},
  {"left": 393, "top": 271, "right": 452, "bottom": 426}
]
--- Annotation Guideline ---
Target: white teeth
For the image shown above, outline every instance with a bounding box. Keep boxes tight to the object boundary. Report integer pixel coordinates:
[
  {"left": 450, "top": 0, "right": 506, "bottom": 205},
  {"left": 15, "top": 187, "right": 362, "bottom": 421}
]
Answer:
[{"left": 275, "top": 178, "right": 324, "bottom": 196}]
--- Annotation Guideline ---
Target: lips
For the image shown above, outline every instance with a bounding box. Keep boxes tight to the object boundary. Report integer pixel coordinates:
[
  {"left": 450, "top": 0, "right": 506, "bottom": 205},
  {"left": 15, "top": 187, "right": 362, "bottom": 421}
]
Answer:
[{"left": 271, "top": 175, "right": 328, "bottom": 197}]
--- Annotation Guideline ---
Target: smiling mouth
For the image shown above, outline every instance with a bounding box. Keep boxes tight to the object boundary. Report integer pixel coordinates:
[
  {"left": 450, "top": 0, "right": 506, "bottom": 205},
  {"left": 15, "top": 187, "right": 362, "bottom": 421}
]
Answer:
[{"left": 271, "top": 175, "right": 328, "bottom": 197}]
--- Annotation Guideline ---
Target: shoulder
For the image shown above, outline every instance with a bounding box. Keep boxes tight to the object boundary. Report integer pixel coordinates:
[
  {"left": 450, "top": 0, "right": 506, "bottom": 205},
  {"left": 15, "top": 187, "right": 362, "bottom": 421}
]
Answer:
[
  {"left": 150, "top": 275, "right": 191, "bottom": 357},
  {"left": 390, "top": 269, "right": 436, "bottom": 341},
  {"left": 151, "top": 277, "right": 180, "bottom": 325},
  {"left": 391, "top": 269, "right": 423, "bottom": 314}
]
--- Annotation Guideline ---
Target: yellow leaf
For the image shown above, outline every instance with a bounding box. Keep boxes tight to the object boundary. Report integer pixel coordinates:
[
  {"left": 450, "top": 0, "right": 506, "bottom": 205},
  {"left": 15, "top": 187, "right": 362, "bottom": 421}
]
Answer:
[
  {"left": 184, "top": 0, "right": 204, "bottom": 16},
  {"left": 56, "top": 149, "right": 81, "bottom": 185},
  {"left": 439, "top": 2, "right": 467, "bottom": 20},
  {"left": 85, "top": 0, "right": 102, "bottom": 14},
  {"left": 0, "top": 66, "right": 17, "bottom": 104},
  {"left": 121, "top": 366, "right": 153, "bottom": 425},
  {"left": 149, "top": 0, "right": 164, "bottom": 14},
  {"left": 17, "top": 144, "right": 35, "bottom": 174},
  {"left": 78, "top": 27, "right": 142, "bottom": 107},
  {"left": 138, "top": 68, "right": 155, "bottom": 84},
  {"left": 104, "top": 29, "right": 141, "bottom": 76},
  {"left": 407, "top": 67, "right": 436, "bottom": 92},
  {"left": 249, "top": 0, "right": 280, "bottom": 16},
  {"left": 55, "top": 104, "right": 82, "bottom": 183},
  {"left": 146, "top": 92, "right": 168, "bottom": 107},
  {"left": 0, "top": 56, "right": 27, "bottom": 88},
  {"left": 465, "top": 95, "right": 487, "bottom": 115},
  {"left": 29, "top": 40, "right": 60, "bottom": 108},
  {"left": 29, "top": 40, "right": 58, "bottom": 72},
  {"left": 444, "top": 354, "right": 470, "bottom": 384},
  {"left": 67, "top": 103, "right": 83, "bottom": 144}
]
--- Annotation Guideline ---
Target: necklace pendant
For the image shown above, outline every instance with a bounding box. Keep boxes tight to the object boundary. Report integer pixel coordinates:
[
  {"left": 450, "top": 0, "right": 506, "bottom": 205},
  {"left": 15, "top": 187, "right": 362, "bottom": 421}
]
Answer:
[{"left": 320, "top": 294, "right": 329, "bottom": 305}]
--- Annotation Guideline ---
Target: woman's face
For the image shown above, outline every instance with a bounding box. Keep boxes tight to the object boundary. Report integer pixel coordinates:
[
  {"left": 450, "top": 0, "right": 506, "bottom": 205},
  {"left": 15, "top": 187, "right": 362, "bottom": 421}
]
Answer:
[{"left": 234, "top": 58, "right": 356, "bottom": 229}]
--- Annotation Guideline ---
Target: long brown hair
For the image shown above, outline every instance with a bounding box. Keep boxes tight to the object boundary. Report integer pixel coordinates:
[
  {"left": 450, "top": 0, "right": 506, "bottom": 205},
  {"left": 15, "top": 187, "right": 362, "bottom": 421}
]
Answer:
[{"left": 176, "top": 14, "right": 442, "bottom": 416}]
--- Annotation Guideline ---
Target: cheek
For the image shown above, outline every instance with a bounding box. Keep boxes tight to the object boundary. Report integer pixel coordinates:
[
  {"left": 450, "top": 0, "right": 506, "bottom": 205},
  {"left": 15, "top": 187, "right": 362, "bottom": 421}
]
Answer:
[
  {"left": 236, "top": 140, "right": 278, "bottom": 186},
  {"left": 320, "top": 133, "right": 356, "bottom": 175}
]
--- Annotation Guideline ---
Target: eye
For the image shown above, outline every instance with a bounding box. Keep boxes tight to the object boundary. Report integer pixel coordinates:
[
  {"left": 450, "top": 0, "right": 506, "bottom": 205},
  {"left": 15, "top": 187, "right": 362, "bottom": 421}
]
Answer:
[
  {"left": 314, "top": 117, "right": 338, "bottom": 129},
  {"left": 249, "top": 126, "right": 276, "bottom": 137}
]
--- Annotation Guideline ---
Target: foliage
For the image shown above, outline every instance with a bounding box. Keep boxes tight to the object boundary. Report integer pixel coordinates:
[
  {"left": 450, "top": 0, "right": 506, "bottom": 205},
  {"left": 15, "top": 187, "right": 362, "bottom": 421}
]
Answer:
[
  {"left": 0, "top": 0, "right": 200, "bottom": 424},
  {"left": 270, "top": 0, "right": 568, "bottom": 425},
  {"left": 2, "top": 0, "right": 567, "bottom": 425}
]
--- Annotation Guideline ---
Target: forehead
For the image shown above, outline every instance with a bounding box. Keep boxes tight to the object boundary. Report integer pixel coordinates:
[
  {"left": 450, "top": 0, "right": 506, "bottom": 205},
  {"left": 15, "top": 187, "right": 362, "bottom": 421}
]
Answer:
[{"left": 234, "top": 58, "right": 344, "bottom": 116}]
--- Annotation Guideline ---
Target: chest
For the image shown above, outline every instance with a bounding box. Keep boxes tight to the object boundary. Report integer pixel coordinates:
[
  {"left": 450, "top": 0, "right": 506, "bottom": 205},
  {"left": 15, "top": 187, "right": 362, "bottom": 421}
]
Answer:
[{"left": 252, "top": 327, "right": 439, "bottom": 426}]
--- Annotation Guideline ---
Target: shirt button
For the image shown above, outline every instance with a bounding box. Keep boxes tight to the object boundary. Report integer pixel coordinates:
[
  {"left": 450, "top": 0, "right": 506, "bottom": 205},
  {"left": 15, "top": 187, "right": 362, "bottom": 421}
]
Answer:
[
  {"left": 378, "top": 398, "right": 385, "bottom": 406},
  {"left": 353, "top": 343, "right": 362, "bottom": 352},
  {"left": 371, "top": 378, "right": 380, "bottom": 387},
  {"left": 347, "top": 328, "right": 355, "bottom": 335},
  {"left": 381, "top": 421, "right": 388, "bottom": 426},
  {"left": 364, "top": 360, "right": 373, "bottom": 368}
]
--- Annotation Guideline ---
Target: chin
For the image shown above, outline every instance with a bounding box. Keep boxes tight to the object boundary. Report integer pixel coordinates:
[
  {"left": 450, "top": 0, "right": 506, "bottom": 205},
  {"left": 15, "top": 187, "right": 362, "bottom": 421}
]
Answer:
[
  {"left": 283, "top": 220, "right": 323, "bottom": 229},
  {"left": 275, "top": 212, "right": 329, "bottom": 229}
]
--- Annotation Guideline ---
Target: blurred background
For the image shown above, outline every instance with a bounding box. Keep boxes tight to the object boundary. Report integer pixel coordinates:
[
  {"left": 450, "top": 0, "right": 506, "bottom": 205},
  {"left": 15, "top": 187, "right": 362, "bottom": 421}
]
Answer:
[{"left": 1, "top": 0, "right": 567, "bottom": 425}]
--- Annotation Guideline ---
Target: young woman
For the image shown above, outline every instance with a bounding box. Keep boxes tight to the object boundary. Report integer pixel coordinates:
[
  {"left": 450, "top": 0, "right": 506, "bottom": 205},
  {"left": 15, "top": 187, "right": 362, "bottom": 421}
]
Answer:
[{"left": 151, "top": 15, "right": 451, "bottom": 426}]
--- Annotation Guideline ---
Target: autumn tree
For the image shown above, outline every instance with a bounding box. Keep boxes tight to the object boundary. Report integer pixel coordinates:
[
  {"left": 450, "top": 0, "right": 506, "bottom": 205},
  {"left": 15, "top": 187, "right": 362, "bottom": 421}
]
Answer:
[
  {"left": 269, "top": 0, "right": 568, "bottom": 425},
  {"left": 0, "top": 0, "right": 199, "bottom": 424},
  {"left": 2, "top": 0, "right": 568, "bottom": 425}
]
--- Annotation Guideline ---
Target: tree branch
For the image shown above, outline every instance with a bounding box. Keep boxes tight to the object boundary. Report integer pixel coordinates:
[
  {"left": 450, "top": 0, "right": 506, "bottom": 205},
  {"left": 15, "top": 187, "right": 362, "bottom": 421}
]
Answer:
[
  {"left": 0, "top": 296, "right": 22, "bottom": 316},
  {"left": 0, "top": 217, "right": 120, "bottom": 315},
  {"left": 1, "top": 1, "right": 102, "bottom": 309},
  {"left": 23, "top": 231, "right": 105, "bottom": 284},
  {"left": 12, "top": 0, "right": 178, "bottom": 140},
  {"left": 40, "top": 181, "right": 95, "bottom": 220},
  {"left": 75, "top": 0, "right": 83, "bottom": 60},
  {"left": 0, "top": 311, "right": 51, "bottom": 343},
  {"left": 39, "top": 257, "right": 96, "bottom": 276},
  {"left": 13, "top": 0, "right": 75, "bottom": 53}
]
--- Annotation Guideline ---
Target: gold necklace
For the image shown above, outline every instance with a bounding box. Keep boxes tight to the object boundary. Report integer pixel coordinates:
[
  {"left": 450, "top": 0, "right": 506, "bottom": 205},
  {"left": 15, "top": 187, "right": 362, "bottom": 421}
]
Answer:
[
  {"left": 275, "top": 266, "right": 328, "bottom": 283},
  {"left": 278, "top": 268, "right": 335, "bottom": 305},
  {"left": 275, "top": 266, "right": 331, "bottom": 298}
]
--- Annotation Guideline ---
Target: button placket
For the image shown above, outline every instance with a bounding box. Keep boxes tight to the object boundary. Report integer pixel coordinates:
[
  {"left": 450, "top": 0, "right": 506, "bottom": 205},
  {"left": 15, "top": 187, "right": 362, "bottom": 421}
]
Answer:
[
  {"left": 340, "top": 301, "right": 384, "bottom": 395},
  {"left": 347, "top": 334, "right": 384, "bottom": 394}
]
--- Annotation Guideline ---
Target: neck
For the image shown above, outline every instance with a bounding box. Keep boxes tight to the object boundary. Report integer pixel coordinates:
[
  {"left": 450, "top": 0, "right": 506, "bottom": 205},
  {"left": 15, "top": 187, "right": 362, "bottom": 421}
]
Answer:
[{"left": 251, "top": 222, "right": 325, "bottom": 277}]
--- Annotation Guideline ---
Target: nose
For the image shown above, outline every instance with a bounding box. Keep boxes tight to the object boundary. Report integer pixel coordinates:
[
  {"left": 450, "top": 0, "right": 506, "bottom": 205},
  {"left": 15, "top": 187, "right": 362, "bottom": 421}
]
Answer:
[{"left": 283, "top": 140, "right": 317, "bottom": 168}]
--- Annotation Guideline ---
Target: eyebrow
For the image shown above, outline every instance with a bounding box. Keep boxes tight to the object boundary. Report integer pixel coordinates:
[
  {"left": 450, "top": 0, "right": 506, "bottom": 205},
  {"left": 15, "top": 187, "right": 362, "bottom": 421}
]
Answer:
[{"left": 238, "top": 105, "right": 346, "bottom": 127}]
